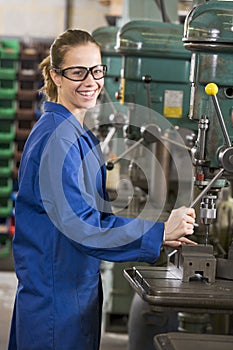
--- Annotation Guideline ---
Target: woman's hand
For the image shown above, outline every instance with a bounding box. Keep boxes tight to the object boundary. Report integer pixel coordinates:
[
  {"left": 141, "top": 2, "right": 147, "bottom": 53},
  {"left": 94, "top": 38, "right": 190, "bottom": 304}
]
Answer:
[{"left": 163, "top": 206, "right": 197, "bottom": 247}]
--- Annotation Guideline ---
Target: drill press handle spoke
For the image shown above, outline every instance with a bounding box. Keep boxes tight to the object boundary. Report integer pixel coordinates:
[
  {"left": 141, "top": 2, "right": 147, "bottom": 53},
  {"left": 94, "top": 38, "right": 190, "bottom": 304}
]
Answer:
[
  {"left": 190, "top": 83, "right": 233, "bottom": 245},
  {"left": 205, "top": 83, "right": 233, "bottom": 173}
]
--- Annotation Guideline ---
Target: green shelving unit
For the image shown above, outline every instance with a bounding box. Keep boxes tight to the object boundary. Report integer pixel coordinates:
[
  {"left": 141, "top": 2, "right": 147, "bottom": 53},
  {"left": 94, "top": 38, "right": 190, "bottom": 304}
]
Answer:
[{"left": 0, "top": 39, "right": 19, "bottom": 225}]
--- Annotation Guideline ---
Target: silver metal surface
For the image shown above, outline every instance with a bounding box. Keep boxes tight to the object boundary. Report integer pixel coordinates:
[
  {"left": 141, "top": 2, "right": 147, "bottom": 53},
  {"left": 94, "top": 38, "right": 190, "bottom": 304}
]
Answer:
[
  {"left": 154, "top": 332, "right": 233, "bottom": 350},
  {"left": 124, "top": 265, "right": 233, "bottom": 313}
]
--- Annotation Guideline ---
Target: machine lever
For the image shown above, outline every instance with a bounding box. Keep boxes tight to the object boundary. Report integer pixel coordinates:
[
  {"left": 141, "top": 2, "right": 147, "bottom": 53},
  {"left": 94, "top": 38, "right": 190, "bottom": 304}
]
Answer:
[
  {"left": 106, "top": 138, "right": 144, "bottom": 170},
  {"left": 205, "top": 83, "right": 232, "bottom": 147},
  {"left": 190, "top": 83, "right": 232, "bottom": 208}
]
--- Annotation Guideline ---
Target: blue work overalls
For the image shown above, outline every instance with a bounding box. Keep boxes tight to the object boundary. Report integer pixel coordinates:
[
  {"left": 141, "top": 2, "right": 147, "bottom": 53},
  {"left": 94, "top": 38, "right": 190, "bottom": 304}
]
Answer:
[{"left": 8, "top": 101, "right": 164, "bottom": 350}]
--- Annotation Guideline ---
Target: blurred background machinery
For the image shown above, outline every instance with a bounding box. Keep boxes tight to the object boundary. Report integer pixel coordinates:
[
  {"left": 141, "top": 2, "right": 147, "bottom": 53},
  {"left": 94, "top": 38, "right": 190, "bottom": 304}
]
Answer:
[{"left": 123, "top": 1, "right": 233, "bottom": 349}]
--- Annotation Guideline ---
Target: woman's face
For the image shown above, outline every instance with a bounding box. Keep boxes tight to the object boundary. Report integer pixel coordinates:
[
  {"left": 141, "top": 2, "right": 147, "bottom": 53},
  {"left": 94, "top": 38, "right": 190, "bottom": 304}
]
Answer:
[{"left": 51, "top": 43, "right": 104, "bottom": 115}]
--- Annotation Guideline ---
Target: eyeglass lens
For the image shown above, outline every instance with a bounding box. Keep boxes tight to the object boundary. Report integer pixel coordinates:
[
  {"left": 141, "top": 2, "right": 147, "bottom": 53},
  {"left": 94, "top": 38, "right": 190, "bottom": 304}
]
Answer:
[{"left": 63, "top": 65, "right": 106, "bottom": 81}]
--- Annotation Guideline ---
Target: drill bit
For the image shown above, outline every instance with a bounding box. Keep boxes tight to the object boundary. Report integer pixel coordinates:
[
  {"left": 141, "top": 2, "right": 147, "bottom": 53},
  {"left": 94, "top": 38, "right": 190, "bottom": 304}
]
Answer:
[{"left": 205, "top": 224, "right": 210, "bottom": 245}]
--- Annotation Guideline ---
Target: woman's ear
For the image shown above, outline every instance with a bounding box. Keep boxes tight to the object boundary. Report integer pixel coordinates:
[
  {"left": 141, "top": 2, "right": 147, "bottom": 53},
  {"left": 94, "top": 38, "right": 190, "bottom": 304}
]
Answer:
[{"left": 50, "top": 69, "right": 62, "bottom": 87}]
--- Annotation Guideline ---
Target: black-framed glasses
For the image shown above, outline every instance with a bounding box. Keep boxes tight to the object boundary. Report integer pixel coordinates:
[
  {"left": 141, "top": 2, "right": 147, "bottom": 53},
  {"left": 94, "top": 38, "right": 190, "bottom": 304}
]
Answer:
[{"left": 53, "top": 64, "right": 107, "bottom": 82}]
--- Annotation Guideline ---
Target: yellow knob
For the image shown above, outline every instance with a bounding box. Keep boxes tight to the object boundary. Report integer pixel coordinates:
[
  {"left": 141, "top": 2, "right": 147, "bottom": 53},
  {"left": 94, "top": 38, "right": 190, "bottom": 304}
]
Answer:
[{"left": 205, "top": 83, "right": 218, "bottom": 96}]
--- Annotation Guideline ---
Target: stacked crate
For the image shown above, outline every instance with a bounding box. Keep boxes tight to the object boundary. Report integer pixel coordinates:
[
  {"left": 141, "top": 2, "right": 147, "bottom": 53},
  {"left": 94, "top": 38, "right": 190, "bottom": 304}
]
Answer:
[
  {"left": 14, "top": 40, "right": 52, "bottom": 181},
  {"left": 0, "top": 39, "right": 19, "bottom": 226},
  {"left": 14, "top": 43, "right": 40, "bottom": 180},
  {"left": 0, "top": 38, "right": 51, "bottom": 249}
]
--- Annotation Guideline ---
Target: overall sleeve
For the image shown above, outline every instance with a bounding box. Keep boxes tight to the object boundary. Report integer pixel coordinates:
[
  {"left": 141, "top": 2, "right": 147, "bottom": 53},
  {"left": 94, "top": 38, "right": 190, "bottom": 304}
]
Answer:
[{"left": 39, "top": 131, "right": 164, "bottom": 264}]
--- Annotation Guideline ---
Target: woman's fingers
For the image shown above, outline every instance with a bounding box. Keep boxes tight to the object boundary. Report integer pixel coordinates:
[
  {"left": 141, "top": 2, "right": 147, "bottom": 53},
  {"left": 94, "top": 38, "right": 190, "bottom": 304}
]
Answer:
[
  {"left": 182, "top": 221, "right": 195, "bottom": 235},
  {"left": 184, "top": 213, "right": 195, "bottom": 224},
  {"left": 185, "top": 207, "right": 196, "bottom": 219},
  {"left": 177, "top": 236, "right": 197, "bottom": 245},
  {"left": 163, "top": 236, "right": 197, "bottom": 248}
]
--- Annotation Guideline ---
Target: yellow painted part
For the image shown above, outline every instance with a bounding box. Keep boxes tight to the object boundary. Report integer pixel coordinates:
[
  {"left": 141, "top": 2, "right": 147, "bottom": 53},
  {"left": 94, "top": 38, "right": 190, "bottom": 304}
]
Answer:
[
  {"left": 164, "top": 106, "right": 182, "bottom": 118},
  {"left": 120, "top": 78, "right": 125, "bottom": 104},
  {"left": 205, "top": 83, "right": 218, "bottom": 96}
]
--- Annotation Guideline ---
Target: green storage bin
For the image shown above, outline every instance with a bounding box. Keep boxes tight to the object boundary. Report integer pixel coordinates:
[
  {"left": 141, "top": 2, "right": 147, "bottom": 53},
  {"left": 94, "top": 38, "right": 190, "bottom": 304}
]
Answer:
[
  {"left": 0, "top": 79, "right": 17, "bottom": 89},
  {"left": 0, "top": 198, "right": 13, "bottom": 217},
  {"left": 0, "top": 239, "right": 11, "bottom": 258},
  {"left": 0, "top": 68, "right": 17, "bottom": 80},
  {"left": 0, "top": 141, "right": 14, "bottom": 159},
  {"left": 0, "top": 99, "right": 15, "bottom": 108},
  {"left": 0, "top": 58, "right": 18, "bottom": 70},
  {"left": 0, "top": 87, "right": 17, "bottom": 99},
  {"left": 0, "top": 122, "right": 15, "bottom": 141},
  {"left": 0, "top": 100, "right": 16, "bottom": 120},
  {"left": 0, "top": 158, "right": 13, "bottom": 177},
  {"left": 0, "top": 39, "right": 20, "bottom": 59},
  {"left": 0, "top": 110, "right": 16, "bottom": 120},
  {"left": 0, "top": 177, "right": 12, "bottom": 196},
  {"left": 0, "top": 167, "right": 12, "bottom": 177},
  {"left": 0, "top": 80, "right": 18, "bottom": 104}
]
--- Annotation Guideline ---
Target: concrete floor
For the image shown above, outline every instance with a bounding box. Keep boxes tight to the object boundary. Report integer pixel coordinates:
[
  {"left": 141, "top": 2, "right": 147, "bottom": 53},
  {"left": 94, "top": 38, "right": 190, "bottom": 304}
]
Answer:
[
  {"left": 0, "top": 271, "right": 128, "bottom": 350},
  {"left": 0, "top": 272, "right": 16, "bottom": 350}
]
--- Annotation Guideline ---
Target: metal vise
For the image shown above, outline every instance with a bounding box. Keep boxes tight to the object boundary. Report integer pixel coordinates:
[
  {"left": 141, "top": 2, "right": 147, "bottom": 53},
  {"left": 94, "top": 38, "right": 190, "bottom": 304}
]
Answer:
[{"left": 181, "top": 244, "right": 216, "bottom": 283}]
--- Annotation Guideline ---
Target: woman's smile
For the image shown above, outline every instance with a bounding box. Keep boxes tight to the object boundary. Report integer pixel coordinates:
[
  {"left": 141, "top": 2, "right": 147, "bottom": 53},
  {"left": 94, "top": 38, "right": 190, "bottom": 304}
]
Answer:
[{"left": 77, "top": 88, "right": 98, "bottom": 99}]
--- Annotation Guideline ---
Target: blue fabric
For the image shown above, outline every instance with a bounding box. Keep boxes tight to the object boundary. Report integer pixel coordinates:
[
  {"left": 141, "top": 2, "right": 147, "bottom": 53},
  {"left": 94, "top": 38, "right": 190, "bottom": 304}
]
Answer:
[{"left": 9, "top": 101, "right": 164, "bottom": 350}]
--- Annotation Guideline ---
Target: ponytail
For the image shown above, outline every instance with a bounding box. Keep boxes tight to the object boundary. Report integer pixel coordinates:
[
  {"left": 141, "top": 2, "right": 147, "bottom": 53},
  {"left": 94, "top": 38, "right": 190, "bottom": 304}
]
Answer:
[{"left": 39, "top": 55, "right": 58, "bottom": 102}]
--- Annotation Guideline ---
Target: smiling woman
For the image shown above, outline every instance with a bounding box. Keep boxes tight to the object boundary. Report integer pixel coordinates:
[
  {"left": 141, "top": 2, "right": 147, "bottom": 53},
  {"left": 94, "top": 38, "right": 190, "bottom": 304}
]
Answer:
[
  {"left": 50, "top": 43, "right": 105, "bottom": 124},
  {"left": 8, "top": 28, "right": 196, "bottom": 350},
  {"left": 39, "top": 30, "right": 106, "bottom": 125}
]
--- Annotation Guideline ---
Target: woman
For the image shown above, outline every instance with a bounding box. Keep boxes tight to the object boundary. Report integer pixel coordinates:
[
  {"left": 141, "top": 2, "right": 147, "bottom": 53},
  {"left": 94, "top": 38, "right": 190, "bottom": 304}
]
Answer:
[{"left": 9, "top": 29, "right": 195, "bottom": 350}]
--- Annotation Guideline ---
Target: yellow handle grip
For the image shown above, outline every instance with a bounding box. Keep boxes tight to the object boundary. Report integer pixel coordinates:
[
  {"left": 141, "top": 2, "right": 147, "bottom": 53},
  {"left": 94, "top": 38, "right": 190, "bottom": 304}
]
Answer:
[{"left": 205, "top": 83, "right": 218, "bottom": 96}]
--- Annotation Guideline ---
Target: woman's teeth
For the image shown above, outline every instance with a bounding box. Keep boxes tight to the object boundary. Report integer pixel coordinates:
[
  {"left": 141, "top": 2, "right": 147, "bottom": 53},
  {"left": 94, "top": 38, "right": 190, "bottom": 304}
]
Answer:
[{"left": 79, "top": 91, "right": 95, "bottom": 97}]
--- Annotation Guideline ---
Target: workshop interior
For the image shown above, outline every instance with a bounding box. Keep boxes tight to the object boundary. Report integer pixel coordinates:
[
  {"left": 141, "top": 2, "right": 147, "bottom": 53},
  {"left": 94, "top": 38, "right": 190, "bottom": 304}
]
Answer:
[{"left": 0, "top": 1, "right": 233, "bottom": 349}]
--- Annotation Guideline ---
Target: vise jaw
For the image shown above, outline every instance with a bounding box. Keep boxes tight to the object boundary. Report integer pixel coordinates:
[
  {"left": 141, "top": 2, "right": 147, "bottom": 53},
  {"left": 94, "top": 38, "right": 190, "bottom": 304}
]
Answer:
[{"left": 181, "top": 245, "right": 216, "bottom": 283}]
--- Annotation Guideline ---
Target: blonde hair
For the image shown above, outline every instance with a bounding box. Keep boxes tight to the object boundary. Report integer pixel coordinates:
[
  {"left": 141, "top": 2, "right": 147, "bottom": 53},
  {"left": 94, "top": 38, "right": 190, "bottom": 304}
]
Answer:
[{"left": 39, "top": 29, "right": 100, "bottom": 102}]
